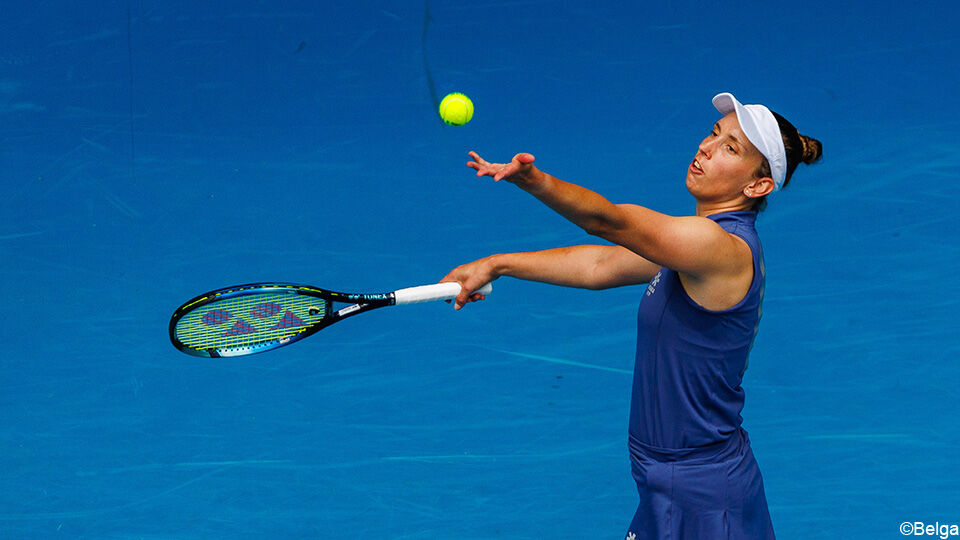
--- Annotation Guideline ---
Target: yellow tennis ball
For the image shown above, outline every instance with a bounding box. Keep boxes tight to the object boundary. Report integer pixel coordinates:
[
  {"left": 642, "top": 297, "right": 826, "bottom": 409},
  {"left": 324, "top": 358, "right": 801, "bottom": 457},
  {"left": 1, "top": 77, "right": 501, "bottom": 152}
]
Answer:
[{"left": 439, "top": 92, "right": 474, "bottom": 126}]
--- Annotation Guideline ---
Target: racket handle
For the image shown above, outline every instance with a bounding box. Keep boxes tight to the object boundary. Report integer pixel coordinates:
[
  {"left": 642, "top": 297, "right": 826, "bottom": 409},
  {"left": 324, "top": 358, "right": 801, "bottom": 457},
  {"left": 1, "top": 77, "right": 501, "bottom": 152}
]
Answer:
[{"left": 394, "top": 282, "right": 493, "bottom": 305}]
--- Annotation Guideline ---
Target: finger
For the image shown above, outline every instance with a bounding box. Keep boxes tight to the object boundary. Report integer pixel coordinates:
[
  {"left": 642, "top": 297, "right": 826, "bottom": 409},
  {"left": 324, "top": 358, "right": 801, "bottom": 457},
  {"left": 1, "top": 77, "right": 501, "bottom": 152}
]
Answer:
[
  {"left": 493, "top": 162, "right": 517, "bottom": 182},
  {"left": 468, "top": 161, "right": 495, "bottom": 177},
  {"left": 440, "top": 277, "right": 466, "bottom": 307},
  {"left": 483, "top": 166, "right": 504, "bottom": 180},
  {"left": 468, "top": 151, "right": 487, "bottom": 165},
  {"left": 454, "top": 290, "right": 470, "bottom": 310},
  {"left": 457, "top": 278, "right": 485, "bottom": 308},
  {"left": 467, "top": 159, "right": 487, "bottom": 172}
]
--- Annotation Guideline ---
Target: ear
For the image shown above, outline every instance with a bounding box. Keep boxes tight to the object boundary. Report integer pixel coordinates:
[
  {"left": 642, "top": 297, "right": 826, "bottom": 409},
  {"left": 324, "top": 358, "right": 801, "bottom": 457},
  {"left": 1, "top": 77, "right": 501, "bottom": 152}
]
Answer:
[{"left": 743, "top": 177, "right": 775, "bottom": 199}]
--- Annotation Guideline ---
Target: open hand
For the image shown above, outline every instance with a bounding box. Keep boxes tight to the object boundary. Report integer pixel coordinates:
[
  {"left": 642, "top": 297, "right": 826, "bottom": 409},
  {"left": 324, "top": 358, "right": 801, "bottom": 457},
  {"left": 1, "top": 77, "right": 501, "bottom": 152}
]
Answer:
[{"left": 467, "top": 151, "right": 538, "bottom": 185}]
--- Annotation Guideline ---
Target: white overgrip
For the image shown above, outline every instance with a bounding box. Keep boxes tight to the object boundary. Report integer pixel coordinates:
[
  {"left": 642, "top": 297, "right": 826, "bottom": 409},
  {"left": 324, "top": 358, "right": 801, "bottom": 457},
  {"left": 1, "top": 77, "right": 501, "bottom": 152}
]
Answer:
[{"left": 393, "top": 282, "right": 493, "bottom": 305}]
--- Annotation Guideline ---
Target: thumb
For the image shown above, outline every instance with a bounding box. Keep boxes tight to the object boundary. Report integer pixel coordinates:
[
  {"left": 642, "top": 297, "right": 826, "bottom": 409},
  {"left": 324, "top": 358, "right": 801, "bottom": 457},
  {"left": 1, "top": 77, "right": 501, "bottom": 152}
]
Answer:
[{"left": 514, "top": 153, "right": 536, "bottom": 165}]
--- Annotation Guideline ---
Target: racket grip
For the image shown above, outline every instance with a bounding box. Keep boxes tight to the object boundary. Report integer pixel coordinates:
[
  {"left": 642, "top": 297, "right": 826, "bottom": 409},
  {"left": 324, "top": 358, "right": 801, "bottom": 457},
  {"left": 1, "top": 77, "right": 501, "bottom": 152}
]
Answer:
[{"left": 394, "top": 282, "right": 493, "bottom": 305}]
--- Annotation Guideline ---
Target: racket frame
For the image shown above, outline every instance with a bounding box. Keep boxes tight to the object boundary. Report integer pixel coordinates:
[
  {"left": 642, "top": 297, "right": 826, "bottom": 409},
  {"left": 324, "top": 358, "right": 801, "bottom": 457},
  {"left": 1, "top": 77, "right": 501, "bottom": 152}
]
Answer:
[{"left": 169, "top": 282, "right": 399, "bottom": 358}]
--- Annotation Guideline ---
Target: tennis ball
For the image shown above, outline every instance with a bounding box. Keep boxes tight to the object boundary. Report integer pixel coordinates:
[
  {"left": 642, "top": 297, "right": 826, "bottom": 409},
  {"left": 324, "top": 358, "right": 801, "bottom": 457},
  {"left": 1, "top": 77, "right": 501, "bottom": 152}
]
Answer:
[{"left": 439, "top": 92, "right": 474, "bottom": 126}]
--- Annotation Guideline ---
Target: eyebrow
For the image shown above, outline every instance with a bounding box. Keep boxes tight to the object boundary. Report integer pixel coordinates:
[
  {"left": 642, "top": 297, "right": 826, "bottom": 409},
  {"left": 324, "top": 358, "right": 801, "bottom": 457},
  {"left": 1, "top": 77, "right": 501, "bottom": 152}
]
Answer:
[{"left": 714, "top": 122, "right": 743, "bottom": 147}]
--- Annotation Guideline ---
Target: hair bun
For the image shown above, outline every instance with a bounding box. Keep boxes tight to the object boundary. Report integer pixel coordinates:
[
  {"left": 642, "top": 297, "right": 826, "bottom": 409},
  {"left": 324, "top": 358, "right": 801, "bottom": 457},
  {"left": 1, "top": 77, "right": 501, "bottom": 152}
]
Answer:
[{"left": 799, "top": 135, "right": 823, "bottom": 165}]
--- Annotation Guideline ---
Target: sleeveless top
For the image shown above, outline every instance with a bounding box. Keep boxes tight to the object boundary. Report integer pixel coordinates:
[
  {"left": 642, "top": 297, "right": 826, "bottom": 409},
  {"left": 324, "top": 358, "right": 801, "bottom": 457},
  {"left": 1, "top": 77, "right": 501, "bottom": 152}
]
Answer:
[{"left": 629, "top": 210, "right": 765, "bottom": 449}]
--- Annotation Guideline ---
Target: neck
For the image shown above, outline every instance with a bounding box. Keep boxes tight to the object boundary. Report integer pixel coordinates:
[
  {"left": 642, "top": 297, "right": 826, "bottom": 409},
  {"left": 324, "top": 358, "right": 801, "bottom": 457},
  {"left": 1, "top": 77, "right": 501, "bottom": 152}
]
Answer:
[{"left": 695, "top": 200, "right": 754, "bottom": 217}]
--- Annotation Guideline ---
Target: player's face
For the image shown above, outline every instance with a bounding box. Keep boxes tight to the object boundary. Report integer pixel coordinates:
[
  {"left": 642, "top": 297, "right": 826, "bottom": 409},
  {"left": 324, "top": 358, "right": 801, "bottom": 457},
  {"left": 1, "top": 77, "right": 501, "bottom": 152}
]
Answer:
[{"left": 686, "top": 113, "right": 766, "bottom": 203}]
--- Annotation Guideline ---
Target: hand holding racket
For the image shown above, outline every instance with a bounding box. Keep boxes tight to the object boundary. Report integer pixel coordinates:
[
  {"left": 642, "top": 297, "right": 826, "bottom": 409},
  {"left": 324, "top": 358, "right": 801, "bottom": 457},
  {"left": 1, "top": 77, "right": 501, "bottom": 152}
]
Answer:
[
  {"left": 440, "top": 257, "right": 500, "bottom": 310},
  {"left": 169, "top": 281, "right": 492, "bottom": 357}
]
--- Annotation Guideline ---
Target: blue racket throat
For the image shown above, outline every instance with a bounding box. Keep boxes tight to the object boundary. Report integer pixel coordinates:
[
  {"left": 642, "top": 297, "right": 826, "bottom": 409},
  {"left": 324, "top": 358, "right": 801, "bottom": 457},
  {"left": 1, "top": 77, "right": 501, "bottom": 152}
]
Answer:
[{"left": 168, "top": 281, "right": 492, "bottom": 357}]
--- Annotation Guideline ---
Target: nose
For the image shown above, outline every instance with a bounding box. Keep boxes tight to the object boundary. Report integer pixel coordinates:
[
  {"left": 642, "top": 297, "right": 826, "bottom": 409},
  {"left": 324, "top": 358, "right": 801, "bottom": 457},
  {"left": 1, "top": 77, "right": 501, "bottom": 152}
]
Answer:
[{"left": 698, "top": 136, "right": 715, "bottom": 158}]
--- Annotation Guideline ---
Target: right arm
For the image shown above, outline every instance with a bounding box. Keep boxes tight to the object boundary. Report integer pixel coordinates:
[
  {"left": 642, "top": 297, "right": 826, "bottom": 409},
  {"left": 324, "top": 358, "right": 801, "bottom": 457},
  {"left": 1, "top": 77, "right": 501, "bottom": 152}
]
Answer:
[{"left": 442, "top": 244, "right": 660, "bottom": 310}]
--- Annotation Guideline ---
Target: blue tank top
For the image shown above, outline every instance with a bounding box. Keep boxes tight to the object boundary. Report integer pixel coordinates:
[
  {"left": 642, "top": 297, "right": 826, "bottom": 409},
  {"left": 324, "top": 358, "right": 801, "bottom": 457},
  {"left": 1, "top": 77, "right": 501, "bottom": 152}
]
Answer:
[{"left": 629, "top": 210, "right": 765, "bottom": 449}]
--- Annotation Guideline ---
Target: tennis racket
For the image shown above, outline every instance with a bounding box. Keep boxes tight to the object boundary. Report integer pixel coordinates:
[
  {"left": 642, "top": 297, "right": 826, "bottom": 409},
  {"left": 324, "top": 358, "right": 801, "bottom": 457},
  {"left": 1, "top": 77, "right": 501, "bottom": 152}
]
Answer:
[{"left": 169, "top": 281, "right": 492, "bottom": 357}]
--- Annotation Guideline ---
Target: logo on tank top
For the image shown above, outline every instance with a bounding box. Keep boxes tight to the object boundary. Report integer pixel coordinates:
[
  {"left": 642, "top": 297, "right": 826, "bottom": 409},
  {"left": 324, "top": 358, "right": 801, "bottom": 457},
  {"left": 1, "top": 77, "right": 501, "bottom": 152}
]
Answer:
[{"left": 645, "top": 270, "right": 662, "bottom": 296}]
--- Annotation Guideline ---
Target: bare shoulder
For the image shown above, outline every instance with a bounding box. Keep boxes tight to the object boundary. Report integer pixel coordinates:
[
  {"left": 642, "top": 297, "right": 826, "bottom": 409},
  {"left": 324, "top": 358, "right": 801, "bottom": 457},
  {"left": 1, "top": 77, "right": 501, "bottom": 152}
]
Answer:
[
  {"left": 596, "top": 204, "right": 755, "bottom": 284},
  {"left": 685, "top": 215, "right": 753, "bottom": 267},
  {"left": 677, "top": 228, "right": 755, "bottom": 311}
]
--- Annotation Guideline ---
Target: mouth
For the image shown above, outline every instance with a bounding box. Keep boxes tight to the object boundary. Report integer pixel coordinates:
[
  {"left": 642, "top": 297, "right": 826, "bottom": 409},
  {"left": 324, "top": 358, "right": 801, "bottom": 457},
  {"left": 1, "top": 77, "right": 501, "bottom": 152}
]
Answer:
[{"left": 689, "top": 159, "right": 703, "bottom": 174}]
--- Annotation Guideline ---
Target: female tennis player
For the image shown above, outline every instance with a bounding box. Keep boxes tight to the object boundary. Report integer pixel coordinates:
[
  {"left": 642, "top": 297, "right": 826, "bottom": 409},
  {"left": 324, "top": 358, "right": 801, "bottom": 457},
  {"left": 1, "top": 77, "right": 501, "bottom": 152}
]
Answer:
[{"left": 441, "top": 93, "right": 822, "bottom": 539}]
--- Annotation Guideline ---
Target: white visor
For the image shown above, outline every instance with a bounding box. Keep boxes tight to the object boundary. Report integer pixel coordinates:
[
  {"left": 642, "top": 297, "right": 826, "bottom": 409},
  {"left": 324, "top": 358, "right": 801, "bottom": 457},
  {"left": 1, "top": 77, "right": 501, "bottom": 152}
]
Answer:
[{"left": 712, "top": 92, "right": 787, "bottom": 192}]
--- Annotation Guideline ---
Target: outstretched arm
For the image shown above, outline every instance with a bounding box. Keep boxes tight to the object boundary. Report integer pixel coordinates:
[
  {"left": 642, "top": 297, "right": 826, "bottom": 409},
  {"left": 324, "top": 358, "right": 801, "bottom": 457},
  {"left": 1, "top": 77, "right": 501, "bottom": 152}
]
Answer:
[
  {"left": 441, "top": 244, "right": 660, "bottom": 310},
  {"left": 467, "top": 151, "right": 746, "bottom": 279}
]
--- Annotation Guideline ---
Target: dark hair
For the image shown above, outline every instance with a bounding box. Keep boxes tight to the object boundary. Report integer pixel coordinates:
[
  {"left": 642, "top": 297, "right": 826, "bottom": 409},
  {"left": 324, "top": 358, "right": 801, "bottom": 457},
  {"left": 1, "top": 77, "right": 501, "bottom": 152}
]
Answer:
[{"left": 752, "top": 111, "right": 822, "bottom": 212}]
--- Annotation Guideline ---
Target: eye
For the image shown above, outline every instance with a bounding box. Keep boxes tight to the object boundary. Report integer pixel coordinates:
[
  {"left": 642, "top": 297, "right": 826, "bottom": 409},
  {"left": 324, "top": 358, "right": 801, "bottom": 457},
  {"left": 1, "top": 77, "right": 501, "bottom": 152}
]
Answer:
[{"left": 726, "top": 144, "right": 737, "bottom": 153}]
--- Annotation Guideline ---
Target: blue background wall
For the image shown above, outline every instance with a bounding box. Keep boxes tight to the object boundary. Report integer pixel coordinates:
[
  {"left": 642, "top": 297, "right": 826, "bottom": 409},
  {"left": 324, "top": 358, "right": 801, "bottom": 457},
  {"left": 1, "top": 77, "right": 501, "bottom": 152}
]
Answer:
[{"left": 1, "top": 1, "right": 958, "bottom": 537}]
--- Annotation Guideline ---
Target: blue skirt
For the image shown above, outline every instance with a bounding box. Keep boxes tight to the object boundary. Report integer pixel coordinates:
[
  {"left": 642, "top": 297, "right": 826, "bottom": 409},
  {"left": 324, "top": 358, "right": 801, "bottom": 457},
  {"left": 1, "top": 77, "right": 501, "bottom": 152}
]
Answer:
[{"left": 626, "top": 428, "right": 775, "bottom": 539}]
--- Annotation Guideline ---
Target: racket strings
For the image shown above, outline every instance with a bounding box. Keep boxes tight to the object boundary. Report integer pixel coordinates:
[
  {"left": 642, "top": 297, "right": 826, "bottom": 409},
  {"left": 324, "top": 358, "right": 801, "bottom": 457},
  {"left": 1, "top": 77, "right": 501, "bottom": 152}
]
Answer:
[{"left": 175, "top": 292, "right": 328, "bottom": 350}]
